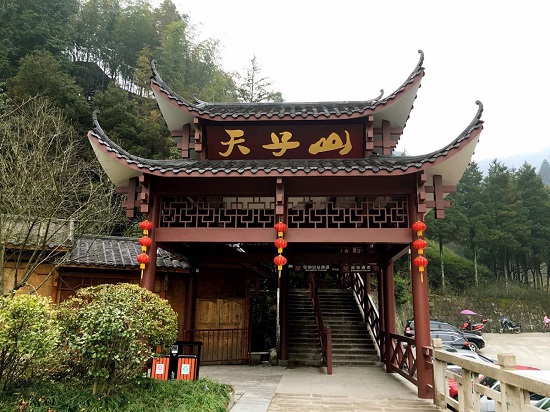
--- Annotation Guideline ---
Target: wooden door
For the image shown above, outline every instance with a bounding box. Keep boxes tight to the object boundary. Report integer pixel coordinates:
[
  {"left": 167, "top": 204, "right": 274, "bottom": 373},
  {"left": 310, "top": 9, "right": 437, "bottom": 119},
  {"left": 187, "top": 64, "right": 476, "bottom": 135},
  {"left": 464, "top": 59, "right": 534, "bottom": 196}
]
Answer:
[{"left": 195, "top": 298, "right": 245, "bottom": 363}]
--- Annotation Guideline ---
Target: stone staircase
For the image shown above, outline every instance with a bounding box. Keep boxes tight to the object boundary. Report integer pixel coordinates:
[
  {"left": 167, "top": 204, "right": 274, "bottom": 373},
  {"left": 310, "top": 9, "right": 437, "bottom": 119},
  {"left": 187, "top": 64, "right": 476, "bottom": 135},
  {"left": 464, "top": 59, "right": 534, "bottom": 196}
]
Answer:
[
  {"left": 318, "top": 288, "right": 379, "bottom": 366},
  {"left": 286, "top": 289, "right": 323, "bottom": 366},
  {"left": 286, "top": 288, "right": 379, "bottom": 367}
]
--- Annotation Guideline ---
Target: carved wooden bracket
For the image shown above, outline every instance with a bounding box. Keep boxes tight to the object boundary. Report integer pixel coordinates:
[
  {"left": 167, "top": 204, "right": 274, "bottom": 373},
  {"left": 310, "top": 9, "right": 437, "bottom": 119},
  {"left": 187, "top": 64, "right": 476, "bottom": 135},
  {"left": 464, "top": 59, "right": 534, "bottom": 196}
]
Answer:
[
  {"left": 425, "top": 174, "right": 456, "bottom": 219},
  {"left": 174, "top": 123, "right": 191, "bottom": 158},
  {"left": 365, "top": 114, "right": 374, "bottom": 155},
  {"left": 416, "top": 172, "right": 427, "bottom": 219},
  {"left": 375, "top": 120, "right": 402, "bottom": 156},
  {"left": 194, "top": 118, "right": 203, "bottom": 158}
]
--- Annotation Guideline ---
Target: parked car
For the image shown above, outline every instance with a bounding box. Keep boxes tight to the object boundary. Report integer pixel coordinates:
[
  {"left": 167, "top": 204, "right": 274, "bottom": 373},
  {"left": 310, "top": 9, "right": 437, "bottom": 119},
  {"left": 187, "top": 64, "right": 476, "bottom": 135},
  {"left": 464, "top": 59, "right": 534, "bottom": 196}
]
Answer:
[
  {"left": 533, "top": 397, "right": 550, "bottom": 410},
  {"left": 431, "top": 330, "right": 472, "bottom": 351},
  {"left": 404, "top": 319, "right": 486, "bottom": 352},
  {"left": 479, "top": 378, "right": 545, "bottom": 411},
  {"left": 444, "top": 346, "right": 496, "bottom": 399}
]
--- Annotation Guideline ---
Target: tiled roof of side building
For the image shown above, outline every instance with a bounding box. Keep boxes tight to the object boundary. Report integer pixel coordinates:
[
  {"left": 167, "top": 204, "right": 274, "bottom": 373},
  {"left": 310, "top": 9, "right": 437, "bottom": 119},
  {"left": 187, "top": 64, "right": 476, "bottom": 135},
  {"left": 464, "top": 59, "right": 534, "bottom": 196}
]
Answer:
[
  {"left": 150, "top": 51, "right": 425, "bottom": 120},
  {"left": 63, "top": 236, "right": 189, "bottom": 270},
  {"left": 89, "top": 101, "right": 483, "bottom": 177}
]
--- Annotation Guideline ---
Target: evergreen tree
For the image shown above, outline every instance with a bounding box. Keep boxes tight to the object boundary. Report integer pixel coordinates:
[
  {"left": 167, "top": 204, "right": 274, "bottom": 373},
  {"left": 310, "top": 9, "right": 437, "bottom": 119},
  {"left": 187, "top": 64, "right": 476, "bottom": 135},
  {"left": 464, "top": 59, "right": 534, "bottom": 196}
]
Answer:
[
  {"left": 539, "top": 159, "right": 550, "bottom": 185},
  {"left": 237, "top": 55, "right": 283, "bottom": 103}
]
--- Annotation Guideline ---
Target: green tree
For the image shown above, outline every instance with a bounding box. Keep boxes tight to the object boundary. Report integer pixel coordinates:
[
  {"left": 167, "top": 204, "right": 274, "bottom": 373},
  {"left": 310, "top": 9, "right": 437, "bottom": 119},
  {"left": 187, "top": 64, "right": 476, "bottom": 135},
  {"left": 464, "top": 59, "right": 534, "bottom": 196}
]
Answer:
[
  {"left": 7, "top": 50, "right": 89, "bottom": 126},
  {"left": 91, "top": 83, "right": 174, "bottom": 158},
  {"left": 539, "top": 159, "right": 550, "bottom": 185},
  {"left": 237, "top": 55, "right": 283, "bottom": 103},
  {"left": 0, "top": 97, "right": 123, "bottom": 295},
  {"left": 515, "top": 163, "right": 550, "bottom": 288},
  {"left": 0, "top": 0, "right": 79, "bottom": 80},
  {"left": 0, "top": 294, "right": 60, "bottom": 393},
  {"left": 57, "top": 283, "right": 178, "bottom": 395},
  {"left": 454, "top": 162, "right": 486, "bottom": 286},
  {"left": 479, "top": 161, "right": 529, "bottom": 288}
]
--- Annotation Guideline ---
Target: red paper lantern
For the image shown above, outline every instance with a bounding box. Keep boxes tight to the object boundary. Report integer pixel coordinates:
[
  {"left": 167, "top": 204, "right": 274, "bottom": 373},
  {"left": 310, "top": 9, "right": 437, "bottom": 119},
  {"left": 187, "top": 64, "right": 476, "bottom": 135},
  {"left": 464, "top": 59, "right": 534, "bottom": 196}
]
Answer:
[
  {"left": 412, "top": 220, "right": 427, "bottom": 236},
  {"left": 413, "top": 256, "right": 428, "bottom": 272},
  {"left": 138, "top": 236, "right": 152, "bottom": 251},
  {"left": 140, "top": 219, "right": 153, "bottom": 235},
  {"left": 274, "top": 254, "right": 287, "bottom": 269},
  {"left": 137, "top": 252, "right": 150, "bottom": 269},
  {"left": 274, "top": 222, "right": 287, "bottom": 237},
  {"left": 274, "top": 238, "right": 288, "bottom": 253},
  {"left": 413, "top": 239, "right": 428, "bottom": 255}
]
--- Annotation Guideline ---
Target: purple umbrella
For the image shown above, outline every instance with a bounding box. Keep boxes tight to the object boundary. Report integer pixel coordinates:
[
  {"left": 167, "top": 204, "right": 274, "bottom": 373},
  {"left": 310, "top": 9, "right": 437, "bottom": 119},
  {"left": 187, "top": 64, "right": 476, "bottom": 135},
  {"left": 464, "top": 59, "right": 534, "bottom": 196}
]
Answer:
[{"left": 460, "top": 309, "right": 477, "bottom": 315}]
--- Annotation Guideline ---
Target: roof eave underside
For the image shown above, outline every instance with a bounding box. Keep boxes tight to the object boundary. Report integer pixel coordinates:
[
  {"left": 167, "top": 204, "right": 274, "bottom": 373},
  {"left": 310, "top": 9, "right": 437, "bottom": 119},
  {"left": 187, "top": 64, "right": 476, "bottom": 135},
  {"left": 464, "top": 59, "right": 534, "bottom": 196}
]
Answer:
[{"left": 87, "top": 102, "right": 483, "bottom": 188}]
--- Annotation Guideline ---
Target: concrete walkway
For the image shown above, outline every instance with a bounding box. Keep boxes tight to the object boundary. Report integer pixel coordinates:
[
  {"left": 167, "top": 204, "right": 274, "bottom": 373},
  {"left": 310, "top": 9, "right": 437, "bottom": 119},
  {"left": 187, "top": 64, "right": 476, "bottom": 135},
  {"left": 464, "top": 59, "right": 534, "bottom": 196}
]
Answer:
[
  {"left": 200, "top": 333, "right": 550, "bottom": 411},
  {"left": 200, "top": 364, "right": 440, "bottom": 411}
]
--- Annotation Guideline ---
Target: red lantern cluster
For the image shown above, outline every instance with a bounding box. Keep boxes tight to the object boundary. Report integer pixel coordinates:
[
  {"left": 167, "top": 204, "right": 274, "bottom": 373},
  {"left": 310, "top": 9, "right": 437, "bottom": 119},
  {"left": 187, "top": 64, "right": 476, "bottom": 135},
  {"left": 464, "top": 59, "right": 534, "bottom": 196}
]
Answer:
[
  {"left": 412, "top": 220, "right": 428, "bottom": 281},
  {"left": 137, "top": 219, "right": 153, "bottom": 277},
  {"left": 273, "top": 221, "right": 288, "bottom": 277}
]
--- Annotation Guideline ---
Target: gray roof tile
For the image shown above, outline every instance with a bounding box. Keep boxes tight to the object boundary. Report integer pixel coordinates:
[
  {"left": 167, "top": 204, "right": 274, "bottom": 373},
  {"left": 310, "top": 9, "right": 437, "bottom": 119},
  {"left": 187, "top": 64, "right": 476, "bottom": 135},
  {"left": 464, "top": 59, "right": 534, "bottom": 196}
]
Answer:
[
  {"left": 64, "top": 236, "right": 189, "bottom": 270},
  {"left": 150, "top": 51, "right": 424, "bottom": 120},
  {"left": 90, "top": 101, "right": 483, "bottom": 177}
]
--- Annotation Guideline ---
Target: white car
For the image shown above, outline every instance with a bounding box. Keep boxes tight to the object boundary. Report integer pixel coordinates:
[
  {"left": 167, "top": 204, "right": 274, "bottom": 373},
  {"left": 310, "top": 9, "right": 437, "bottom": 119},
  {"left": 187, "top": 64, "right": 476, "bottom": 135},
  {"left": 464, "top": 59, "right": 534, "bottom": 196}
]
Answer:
[
  {"left": 534, "top": 397, "right": 550, "bottom": 410},
  {"left": 479, "top": 372, "right": 548, "bottom": 412}
]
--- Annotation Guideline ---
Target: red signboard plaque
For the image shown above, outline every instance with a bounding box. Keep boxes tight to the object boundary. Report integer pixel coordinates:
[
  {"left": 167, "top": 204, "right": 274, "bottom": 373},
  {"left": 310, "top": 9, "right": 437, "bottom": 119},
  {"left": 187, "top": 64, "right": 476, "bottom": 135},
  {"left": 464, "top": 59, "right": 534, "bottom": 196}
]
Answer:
[{"left": 206, "top": 124, "right": 364, "bottom": 160}]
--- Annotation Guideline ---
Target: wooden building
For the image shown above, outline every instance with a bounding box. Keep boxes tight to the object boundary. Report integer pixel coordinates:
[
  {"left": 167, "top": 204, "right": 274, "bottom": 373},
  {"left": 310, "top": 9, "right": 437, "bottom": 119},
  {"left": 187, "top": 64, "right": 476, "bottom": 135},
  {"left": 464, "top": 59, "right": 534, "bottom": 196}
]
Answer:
[{"left": 87, "top": 50, "right": 483, "bottom": 398}]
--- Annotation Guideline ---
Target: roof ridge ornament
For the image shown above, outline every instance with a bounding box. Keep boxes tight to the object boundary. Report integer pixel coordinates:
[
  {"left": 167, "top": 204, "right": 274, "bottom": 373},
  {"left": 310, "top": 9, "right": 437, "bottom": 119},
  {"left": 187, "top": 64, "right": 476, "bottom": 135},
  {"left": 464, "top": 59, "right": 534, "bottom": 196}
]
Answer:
[
  {"left": 372, "top": 89, "right": 384, "bottom": 101},
  {"left": 193, "top": 95, "right": 208, "bottom": 108},
  {"left": 150, "top": 59, "right": 158, "bottom": 78},
  {"left": 92, "top": 109, "right": 106, "bottom": 136}
]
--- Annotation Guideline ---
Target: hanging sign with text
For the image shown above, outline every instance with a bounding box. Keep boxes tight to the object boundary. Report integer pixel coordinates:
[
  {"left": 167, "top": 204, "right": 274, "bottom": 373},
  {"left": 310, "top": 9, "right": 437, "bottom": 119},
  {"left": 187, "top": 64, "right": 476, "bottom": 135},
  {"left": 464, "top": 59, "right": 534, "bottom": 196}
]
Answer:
[{"left": 206, "top": 124, "right": 364, "bottom": 160}]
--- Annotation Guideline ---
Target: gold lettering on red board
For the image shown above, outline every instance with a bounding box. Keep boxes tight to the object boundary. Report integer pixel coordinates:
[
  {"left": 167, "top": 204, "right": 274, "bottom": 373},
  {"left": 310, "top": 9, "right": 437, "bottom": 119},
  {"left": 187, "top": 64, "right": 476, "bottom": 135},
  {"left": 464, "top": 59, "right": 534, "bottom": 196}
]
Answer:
[
  {"left": 219, "top": 129, "right": 250, "bottom": 157},
  {"left": 262, "top": 131, "right": 300, "bottom": 157}
]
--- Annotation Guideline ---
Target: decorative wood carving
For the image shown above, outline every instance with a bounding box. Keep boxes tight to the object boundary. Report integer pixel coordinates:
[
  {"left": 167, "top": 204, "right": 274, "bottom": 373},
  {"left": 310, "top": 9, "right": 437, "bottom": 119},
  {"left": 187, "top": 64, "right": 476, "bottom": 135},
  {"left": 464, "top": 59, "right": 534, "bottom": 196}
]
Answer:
[{"left": 425, "top": 174, "right": 455, "bottom": 219}]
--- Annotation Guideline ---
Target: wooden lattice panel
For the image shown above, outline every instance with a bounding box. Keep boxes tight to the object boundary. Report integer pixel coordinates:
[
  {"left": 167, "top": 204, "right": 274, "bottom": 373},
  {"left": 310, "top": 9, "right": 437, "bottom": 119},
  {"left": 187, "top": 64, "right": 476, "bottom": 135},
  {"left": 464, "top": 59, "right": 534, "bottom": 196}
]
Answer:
[
  {"left": 287, "top": 196, "right": 408, "bottom": 229},
  {"left": 160, "top": 196, "right": 276, "bottom": 228}
]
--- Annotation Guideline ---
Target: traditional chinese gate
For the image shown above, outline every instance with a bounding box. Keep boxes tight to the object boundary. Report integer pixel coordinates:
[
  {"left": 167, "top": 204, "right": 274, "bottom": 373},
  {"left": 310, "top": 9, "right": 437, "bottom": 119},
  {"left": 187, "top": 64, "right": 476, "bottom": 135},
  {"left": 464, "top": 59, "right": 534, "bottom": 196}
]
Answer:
[{"left": 88, "top": 50, "right": 483, "bottom": 398}]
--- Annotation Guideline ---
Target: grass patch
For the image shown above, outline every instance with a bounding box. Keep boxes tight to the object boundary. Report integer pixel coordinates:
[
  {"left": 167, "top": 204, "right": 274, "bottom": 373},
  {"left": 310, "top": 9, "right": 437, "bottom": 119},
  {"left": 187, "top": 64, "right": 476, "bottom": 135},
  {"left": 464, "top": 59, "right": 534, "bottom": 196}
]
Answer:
[{"left": 0, "top": 377, "right": 232, "bottom": 412}]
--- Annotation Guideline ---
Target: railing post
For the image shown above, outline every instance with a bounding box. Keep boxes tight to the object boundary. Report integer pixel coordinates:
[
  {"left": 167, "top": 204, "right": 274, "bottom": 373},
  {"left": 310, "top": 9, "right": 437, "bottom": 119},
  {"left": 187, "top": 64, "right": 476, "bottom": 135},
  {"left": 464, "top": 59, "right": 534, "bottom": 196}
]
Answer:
[
  {"left": 432, "top": 339, "right": 448, "bottom": 409},
  {"left": 326, "top": 327, "right": 332, "bottom": 375},
  {"left": 498, "top": 354, "right": 522, "bottom": 412}
]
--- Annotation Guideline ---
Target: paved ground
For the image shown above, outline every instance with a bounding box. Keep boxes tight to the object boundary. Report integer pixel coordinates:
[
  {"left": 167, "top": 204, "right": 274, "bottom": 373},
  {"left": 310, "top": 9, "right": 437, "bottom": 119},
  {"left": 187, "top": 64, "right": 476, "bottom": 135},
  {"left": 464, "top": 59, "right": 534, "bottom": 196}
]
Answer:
[
  {"left": 200, "top": 333, "right": 550, "bottom": 411},
  {"left": 479, "top": 332, "right": 550, "bottom": 369}
]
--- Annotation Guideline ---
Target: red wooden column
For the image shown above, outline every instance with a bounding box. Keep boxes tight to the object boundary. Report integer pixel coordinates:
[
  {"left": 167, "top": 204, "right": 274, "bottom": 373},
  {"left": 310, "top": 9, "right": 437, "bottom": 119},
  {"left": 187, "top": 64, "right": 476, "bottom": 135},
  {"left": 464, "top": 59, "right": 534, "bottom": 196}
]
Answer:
[
  {"left": 411, "top": 246, "right": 433, "bottom": 399},
  {"left": 383, "top": 261, "right": 396, "bottom": 372},
  {"left": 376, "top": 269, "right": 385, "bottom": 361},
  {"left": 141, "top": 192, "right": 159, "bottom": 292},
  {"left": 183, "top": 270, "right": 197, "bottom": 342}
]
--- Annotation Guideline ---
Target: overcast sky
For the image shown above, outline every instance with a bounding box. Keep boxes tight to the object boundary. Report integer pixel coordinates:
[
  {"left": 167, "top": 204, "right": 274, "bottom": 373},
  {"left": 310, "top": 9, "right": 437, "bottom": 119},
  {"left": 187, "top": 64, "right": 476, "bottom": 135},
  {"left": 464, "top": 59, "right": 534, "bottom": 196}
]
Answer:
[{"left": 163, "top": 1, "right": 550, "bottom": 162}]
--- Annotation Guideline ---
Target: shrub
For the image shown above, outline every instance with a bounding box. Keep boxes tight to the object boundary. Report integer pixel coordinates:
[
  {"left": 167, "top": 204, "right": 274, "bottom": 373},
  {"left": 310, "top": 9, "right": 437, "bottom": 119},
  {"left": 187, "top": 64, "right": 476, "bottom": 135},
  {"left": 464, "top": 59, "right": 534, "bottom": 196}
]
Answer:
[
  {"left": 0, "top": 294, "right": 59, "bottom": 393},
  {"left": 56, "top": 283, "right": 177, "bottom": 395}
]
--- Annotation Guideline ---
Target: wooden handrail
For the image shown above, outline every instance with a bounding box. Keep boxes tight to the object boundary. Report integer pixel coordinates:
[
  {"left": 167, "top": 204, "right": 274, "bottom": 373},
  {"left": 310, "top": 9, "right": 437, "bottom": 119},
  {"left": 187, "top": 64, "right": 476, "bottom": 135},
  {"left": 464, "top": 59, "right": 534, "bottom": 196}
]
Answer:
[
  {"left": 307, "top": 273, "right": 332, "bottom": 375},
  {"left": 351, "top": 272, "right": 382, "bottom": 353}
]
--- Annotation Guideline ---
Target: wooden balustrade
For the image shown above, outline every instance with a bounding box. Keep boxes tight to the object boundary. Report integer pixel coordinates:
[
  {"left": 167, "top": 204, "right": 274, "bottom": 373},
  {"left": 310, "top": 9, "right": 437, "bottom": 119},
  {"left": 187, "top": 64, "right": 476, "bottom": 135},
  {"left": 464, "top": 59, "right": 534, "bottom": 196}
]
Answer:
[
  {"left": 307, "top": 273, "right": 332, "bottom": 375},
  {"left": 432, "top": 338, "right": 550, "bottom": 411}
]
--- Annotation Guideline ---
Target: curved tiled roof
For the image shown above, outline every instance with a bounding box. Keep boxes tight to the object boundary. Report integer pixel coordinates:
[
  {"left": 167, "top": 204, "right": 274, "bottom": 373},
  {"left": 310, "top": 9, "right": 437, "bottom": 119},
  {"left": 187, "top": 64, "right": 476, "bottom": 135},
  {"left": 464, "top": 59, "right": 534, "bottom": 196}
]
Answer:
[
  {"left": 64, "top": 236, "right": 189, "bottom": 270},
  {"left": 150, "top": 51, "right": 425, "bottom": 121},
  {"left": 88, "top": 101, "right": 483, "bottom": 180}
]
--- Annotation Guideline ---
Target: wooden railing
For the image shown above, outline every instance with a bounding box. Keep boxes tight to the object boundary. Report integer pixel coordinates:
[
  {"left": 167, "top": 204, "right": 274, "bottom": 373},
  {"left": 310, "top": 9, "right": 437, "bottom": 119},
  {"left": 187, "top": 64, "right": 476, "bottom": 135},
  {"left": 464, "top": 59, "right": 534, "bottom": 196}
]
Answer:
[
  {"left": 183, "top": 328, "right": 250, "bottom": 364},
  {"left": 432, "top": 338, "right": 550, "bottom": 411},
  {"left": 307, "top": 273, "right": 332, "bottom": 375},
  {"left": 350, "top": 272, "right": 381, "bottom": 352},
  {"left": 387, "top": 333, "right": 418, "bottom": 385}
]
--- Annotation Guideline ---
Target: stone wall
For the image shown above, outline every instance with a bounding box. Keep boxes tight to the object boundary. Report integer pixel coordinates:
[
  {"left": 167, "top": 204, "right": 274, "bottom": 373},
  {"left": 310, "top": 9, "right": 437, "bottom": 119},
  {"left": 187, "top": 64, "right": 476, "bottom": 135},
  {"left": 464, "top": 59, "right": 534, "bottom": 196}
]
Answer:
[{"left": 395, "top": 294, "right": 550, "bottom": 333}]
